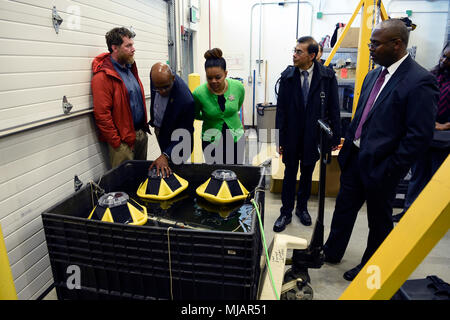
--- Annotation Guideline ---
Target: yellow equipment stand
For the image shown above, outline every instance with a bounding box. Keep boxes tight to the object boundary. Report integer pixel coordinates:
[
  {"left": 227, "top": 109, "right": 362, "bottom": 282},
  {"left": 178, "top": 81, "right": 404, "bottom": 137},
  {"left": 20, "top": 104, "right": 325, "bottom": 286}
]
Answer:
[
  {"left": 340, "top": 156, "right": 450, "bottom": 300},
  {"left": 188, "top": 73, "right": 204, "bottom": 163},
  {"left": 324, "top": 0, "right": 388, "bottom": 117},
  {"left": 0, "top": 224, "right": 17, "bottom": 299}
]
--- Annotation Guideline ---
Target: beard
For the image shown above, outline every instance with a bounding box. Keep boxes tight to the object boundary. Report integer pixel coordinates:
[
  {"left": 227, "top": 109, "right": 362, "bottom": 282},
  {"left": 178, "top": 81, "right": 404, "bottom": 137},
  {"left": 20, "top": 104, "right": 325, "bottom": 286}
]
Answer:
[{"left": 117, "top": 51, "right": 134, "bottom": 65}]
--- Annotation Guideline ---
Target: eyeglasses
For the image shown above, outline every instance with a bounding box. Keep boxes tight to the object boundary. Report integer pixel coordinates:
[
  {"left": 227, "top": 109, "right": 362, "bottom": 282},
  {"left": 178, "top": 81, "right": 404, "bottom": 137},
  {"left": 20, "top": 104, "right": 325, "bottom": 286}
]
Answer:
[
  {"left": 367, "top": 38, "right": 399, "bottom": 49},
  {"left": 292, "top": 48, "right": 306, "bottom": 55},
  {"left": 441, "top": 54, "right": 450, "bottom": 62},
  {"left": 153, "top": 83, "right": 173, "bottom": 92}
]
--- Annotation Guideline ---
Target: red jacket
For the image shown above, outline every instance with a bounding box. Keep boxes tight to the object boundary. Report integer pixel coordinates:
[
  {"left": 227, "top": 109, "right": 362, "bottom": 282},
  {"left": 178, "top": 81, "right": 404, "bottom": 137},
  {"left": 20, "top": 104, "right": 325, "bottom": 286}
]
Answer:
[{"left": 91, "top": 52, "right": 148, "bottom": 149}]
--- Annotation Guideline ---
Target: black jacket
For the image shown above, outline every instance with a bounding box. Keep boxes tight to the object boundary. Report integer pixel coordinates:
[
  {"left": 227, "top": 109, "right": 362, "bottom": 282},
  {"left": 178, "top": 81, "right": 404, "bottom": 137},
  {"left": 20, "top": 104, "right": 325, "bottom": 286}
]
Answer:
[
  {"left": 338, "top": 55, "right": 439, "bottom": 187},
  {"left": 276, "top": 60, "right": 341, "bottom": 165},
  {"left": 149, "top": 74, "right": 195, "bottom": 162}
]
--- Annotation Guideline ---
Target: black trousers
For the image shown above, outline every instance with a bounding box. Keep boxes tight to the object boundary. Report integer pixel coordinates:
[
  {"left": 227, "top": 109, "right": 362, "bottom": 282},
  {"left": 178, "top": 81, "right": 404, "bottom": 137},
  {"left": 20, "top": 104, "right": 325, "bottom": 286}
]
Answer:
[
  {"left": 280, "top": 159, "right": 315, "bottom": 217},
  {"left": 323, "top": 144, "right": 398, "bottom": 266}
]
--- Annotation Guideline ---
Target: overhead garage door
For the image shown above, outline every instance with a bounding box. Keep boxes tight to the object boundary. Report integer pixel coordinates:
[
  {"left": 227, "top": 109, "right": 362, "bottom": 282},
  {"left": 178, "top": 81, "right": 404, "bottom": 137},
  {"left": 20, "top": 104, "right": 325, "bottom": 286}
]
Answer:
[
  {"left": 0, "top": 0, "right": 169, "bottom": 130},
  {"left": 0, "top": 0, "right": 169, "bottom": 299}
]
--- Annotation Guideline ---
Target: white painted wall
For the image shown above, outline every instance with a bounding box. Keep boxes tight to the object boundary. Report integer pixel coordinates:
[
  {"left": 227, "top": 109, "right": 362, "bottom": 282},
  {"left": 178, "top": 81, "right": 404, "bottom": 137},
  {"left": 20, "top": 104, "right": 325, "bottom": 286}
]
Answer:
[
  {"left": 191, "top": 0, "right": 449, "bottom": 126},
  {"left": 0, "top": 0, "right": 168, "bottom": 299}
]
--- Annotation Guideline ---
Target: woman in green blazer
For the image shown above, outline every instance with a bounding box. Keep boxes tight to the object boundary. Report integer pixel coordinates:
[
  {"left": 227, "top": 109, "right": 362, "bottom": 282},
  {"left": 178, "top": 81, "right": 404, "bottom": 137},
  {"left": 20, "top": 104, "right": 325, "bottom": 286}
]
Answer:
[{"left": 193, "top": 48, "right": 245, "bottom": 165}]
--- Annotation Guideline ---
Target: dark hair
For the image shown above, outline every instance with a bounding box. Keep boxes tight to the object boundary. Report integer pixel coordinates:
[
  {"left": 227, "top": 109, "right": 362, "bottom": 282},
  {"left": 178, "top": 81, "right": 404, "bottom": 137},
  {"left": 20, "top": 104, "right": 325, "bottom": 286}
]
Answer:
[
  {"left": 318, "top": 43, "right": 323, "bottom": 52},
  {"left": 297, "top": 36, "right": 319, "bottom": 59},
  {"left": 105, "top": 27, "right": 134, "bottom": 53},
  {"left": 431, "top": 42, "right": 450, "bottom": 76},
  {"left": 204, "top": 48, "right": 227, "bottom": 71}
]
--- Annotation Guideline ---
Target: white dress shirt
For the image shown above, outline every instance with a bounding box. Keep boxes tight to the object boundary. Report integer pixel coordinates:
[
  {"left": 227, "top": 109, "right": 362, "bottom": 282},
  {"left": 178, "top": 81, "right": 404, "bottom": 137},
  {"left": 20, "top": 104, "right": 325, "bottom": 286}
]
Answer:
[
  {"left": 375, "top": 53, "right": 409, "bottom": 102},
  {"left": 353, "top": 53, "right": 409, "bottom": 147}
]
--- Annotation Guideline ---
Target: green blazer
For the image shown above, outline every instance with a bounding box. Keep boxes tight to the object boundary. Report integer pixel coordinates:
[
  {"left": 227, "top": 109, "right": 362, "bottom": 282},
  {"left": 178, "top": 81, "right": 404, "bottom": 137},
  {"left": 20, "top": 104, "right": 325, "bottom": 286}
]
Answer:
[{"left": 193, "top": 78, "right": 245, "bottom": 143}]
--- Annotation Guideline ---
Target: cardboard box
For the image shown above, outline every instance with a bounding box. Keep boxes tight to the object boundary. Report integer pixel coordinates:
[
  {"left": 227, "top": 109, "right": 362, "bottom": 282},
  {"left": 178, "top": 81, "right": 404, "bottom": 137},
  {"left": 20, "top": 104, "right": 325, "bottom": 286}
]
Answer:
[
  {"left": 337, "top": 27, "right": 360, "bottom": 48},
  {"left": 270, "top": 150, "right": 341, "bottom": 197}
]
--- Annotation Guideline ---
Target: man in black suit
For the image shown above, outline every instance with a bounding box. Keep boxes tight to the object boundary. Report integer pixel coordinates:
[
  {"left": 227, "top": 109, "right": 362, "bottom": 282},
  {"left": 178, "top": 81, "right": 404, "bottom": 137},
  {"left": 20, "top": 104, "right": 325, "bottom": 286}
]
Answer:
[
  {"left": 149, "top": 62, "right": 195, "bottom": 177},
  {"left": 274, "top": 36, "right": 341, "bottom": 232},
  {"left": 323, "top": 19, "right": 439, "bottom": 281}
]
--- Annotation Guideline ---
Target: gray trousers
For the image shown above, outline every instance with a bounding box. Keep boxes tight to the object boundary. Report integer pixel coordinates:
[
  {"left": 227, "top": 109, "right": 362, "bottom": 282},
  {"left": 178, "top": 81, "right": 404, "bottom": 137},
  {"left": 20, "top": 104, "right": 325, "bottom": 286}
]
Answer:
[{"left": 108, "top": 129, "right": 148, "bottom": 168}]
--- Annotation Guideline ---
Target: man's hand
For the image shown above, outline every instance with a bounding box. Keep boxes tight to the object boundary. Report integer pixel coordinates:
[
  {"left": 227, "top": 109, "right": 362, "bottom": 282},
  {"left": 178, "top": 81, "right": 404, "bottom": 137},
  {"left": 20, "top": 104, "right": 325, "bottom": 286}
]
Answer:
[
  {"left": 149, "top": 154, "right": 172, "bottom": 178},
  {"left": 435, "top": 122, "right": 450, "bottom": 131},
  {"left": 331, "top": 144, "right": 340, "bottom": 151}
]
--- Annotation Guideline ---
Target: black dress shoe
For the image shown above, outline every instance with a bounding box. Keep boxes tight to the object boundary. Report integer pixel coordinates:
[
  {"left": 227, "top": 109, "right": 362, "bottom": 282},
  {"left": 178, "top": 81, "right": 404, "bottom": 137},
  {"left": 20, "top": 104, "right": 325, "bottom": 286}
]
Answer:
[
  {"left": 295, "top": 208, "right": 312, "bottom": 226},
  {"left": 392, "top": 210, "right": 405, "bottom": 223},
  {"left": 273, "top": 215, "right": 292, "bottom": 232},
  {"left": 343, "top": 264, "right": 363, "bottom": 281}
]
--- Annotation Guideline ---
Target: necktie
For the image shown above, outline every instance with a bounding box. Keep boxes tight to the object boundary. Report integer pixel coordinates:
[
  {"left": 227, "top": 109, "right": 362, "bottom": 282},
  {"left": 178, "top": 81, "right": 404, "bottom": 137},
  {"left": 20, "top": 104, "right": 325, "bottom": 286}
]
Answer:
[
  {"left": 354, "top": 68, "right": 389, "bottom": 140},
  {"left": 301, "top": 70, "right": 309, "bottom": 107}
]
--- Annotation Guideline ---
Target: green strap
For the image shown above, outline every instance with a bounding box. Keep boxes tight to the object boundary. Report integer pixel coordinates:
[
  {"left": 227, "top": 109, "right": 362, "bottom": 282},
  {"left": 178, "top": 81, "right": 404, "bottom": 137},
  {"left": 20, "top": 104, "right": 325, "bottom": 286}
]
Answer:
[{"left": 251, "top": 199, "right": 280, "bottom": 300}]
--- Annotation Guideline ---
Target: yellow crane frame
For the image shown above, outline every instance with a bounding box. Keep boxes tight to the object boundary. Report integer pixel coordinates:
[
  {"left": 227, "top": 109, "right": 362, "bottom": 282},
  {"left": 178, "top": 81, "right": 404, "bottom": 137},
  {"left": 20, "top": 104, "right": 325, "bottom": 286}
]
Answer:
[
  {"left": 324, "top": 0, "right": 388, "bottom": 116},
  {"left": 340, "top": 155, "right": 450, "bottom": 300}
]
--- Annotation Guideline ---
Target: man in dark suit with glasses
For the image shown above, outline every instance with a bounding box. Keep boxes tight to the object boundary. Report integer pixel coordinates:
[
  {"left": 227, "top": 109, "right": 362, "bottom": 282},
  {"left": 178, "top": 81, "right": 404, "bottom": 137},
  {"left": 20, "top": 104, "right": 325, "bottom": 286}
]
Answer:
[
  {"left": 323, "top": 19, "right": 439, "bottom": 281},
  {"left": 274, "top": 36, "right": 341, "bottom": 232}
]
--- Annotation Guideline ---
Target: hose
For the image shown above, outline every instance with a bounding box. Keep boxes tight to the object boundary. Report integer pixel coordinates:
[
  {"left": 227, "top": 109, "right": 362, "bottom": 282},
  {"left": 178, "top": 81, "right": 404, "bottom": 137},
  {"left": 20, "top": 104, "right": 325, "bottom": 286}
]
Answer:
[{"left": 251, "top": 198, "right": 280, "bottom": 300}]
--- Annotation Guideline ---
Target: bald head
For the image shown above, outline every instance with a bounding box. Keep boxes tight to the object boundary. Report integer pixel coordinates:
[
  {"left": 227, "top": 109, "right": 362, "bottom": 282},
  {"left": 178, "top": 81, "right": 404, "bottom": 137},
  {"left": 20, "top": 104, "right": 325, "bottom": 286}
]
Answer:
[
  {"left": 151, "top": 62, "right": 175, "bottom": 96},
  {"left": 370, "top": 19, "right": 409, "bottom": 67},
  {"left": 151, "top": 62, "right": 174, "bottom": 82},
  {"left": 375, "top": 19, "right": 409, "bottom": 48}
]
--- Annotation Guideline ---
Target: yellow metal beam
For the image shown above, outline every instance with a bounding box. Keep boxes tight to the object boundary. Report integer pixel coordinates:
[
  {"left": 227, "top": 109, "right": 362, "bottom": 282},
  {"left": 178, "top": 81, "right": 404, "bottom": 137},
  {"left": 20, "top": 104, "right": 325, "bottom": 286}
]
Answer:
[
  {"left": 379, "top": 1, "right": 389, "bottom": 20},
  {"left": 188, "top": 73, "right": 203, "bottom": 163},
  {"left": 324, "top": 0, "right": 364, "bottom": 67},
  {"left": 324, "top": 1, "right": 389, "bottom": 117},
  {"left": 339, "top": 156, "right": 450, "bottom": 300},
  {"left": 0, "top": 224, "right": 17, "bottom": 300},
  {"left": 352, "top": 0, "right": 389, "bottom": 116}
]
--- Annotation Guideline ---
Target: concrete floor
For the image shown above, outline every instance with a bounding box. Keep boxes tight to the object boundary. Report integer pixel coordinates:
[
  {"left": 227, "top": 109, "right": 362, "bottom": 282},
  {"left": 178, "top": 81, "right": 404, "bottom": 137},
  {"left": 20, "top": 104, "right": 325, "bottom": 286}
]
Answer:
[
  {"left": 42, "top": 137, "right": 450, "bottom": 300},
  {"left": 263, "top": 188, "right": 450, "bottom": 300}
]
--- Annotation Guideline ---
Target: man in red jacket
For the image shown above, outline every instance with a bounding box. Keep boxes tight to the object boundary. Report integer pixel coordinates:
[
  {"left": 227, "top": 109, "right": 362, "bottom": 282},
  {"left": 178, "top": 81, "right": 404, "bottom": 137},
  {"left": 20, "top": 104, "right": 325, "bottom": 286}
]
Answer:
[{"left": 91, "top": 27, "right": 149, "bottom": 168}]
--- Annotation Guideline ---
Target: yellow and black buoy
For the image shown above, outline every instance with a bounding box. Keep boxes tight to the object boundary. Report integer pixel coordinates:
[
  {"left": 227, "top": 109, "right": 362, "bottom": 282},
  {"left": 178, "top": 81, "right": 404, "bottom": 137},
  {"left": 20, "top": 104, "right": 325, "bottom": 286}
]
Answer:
[
  {"left": 137, "top": 169, "right": 188, "bottom": 201},
  {"left": 196, "top": 169, "right": 249, "bottom": 205},
  {"left": 88, "top": 192, "right": 147, "bottom": 225},
  {"left": 195, "top": 197, "right": 243, "bottom": 219},
  {"left": 140, "top": 193, "right": 189, "bottom": 211}
]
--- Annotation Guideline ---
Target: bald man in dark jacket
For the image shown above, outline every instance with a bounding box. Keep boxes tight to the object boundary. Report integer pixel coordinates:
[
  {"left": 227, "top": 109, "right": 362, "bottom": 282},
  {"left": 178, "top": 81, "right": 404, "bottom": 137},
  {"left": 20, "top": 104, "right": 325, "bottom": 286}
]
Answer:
[{"left": 149, "top": 63, "right": 195, "bottom": 177}]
